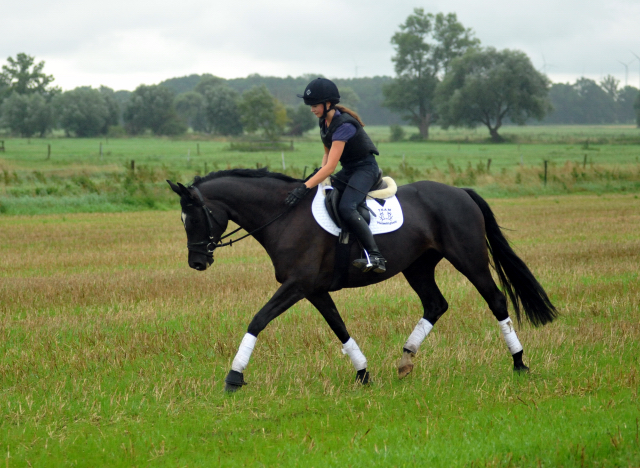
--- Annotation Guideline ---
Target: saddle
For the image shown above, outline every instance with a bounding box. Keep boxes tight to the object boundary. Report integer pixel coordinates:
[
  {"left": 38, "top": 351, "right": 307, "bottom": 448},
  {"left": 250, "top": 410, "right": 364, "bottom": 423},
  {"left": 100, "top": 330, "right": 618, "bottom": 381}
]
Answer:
[
  {"left": 323, "top": 171, "right": 397, "bottom": 292},
  {"left": 323, "top": 170, "right": 397, "bottom": 229}
]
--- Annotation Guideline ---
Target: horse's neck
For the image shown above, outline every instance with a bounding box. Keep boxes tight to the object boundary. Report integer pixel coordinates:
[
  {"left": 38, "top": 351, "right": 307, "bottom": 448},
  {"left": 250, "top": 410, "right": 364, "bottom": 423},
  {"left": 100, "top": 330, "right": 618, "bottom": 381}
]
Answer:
[{"left": 206, "top": 178, "right": 290, "bottom": 231}]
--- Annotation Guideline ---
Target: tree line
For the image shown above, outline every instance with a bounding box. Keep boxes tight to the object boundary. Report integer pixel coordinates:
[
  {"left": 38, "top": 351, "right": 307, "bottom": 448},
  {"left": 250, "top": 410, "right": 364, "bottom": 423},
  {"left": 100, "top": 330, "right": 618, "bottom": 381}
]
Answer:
[
  {"left": 1, "top": 11, "right": 639, "bottom": 141},
  {"left": 0, "top": 55, "right": 319, "bottom": 139}
]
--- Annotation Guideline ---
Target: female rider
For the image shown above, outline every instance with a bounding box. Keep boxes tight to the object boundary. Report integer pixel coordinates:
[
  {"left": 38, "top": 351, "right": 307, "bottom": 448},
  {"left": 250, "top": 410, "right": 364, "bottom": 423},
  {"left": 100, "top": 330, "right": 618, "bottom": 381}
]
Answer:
[{"left": 284, "top": 77, "right": 386, "bottom": 273}]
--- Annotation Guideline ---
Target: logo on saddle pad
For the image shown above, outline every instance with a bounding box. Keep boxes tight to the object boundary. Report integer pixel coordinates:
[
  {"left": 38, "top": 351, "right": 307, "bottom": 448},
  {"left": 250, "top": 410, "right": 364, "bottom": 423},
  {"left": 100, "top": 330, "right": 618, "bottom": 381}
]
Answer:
[
  {"left": 377, "top": 208, "right": 394, "bottom": 224},
  {"left": 311, "top": 186, "right": 404, "bottom": 236}
]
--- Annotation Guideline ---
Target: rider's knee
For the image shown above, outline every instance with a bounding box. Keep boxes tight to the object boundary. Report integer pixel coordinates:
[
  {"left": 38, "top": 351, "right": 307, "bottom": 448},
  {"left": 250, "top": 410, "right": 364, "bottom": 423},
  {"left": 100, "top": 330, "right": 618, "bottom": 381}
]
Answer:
[{"left": 339, "top": 206, "right": 360, "bottom": 224}]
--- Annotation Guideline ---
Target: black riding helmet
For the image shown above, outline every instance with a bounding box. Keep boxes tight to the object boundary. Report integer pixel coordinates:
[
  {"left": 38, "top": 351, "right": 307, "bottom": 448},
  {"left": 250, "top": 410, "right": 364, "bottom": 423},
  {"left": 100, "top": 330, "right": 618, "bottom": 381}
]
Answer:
[{"left": 297, "top": 78, "right": 340, "bottom": 106}]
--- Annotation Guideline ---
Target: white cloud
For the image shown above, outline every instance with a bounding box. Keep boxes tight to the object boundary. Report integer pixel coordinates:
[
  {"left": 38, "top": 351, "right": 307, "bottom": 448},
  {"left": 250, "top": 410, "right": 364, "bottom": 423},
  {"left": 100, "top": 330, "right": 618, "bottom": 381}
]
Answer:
[{"left": 2, "top": 0, "right": 639, "bottom": 90}]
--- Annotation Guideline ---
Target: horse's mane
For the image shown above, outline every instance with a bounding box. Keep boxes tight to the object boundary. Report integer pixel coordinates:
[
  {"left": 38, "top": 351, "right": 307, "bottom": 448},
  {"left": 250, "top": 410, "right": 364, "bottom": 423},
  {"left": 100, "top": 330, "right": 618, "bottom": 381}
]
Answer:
[{"left": 192, "top": 167, "right": 301, "bottom": 186}]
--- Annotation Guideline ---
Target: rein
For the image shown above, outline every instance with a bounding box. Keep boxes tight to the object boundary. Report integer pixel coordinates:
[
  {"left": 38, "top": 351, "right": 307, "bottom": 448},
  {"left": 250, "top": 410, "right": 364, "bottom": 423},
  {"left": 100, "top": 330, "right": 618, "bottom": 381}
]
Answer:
[{"left": 188, "top": 185, "right": 293, "bottom": 257}]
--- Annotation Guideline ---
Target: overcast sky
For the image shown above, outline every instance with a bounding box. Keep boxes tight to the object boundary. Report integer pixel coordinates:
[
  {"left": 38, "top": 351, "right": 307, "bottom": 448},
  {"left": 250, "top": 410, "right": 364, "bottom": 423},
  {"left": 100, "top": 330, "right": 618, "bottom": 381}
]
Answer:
[{"left": 3, "top": 0, "right": 640, "bottom": 91}]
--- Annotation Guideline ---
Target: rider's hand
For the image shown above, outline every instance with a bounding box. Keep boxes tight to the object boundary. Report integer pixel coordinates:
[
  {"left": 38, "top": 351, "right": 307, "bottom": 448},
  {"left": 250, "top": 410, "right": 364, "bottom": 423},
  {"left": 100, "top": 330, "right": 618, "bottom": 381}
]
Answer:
[{"left": 284, "top": 185, "right": 311, "bottom": 207}]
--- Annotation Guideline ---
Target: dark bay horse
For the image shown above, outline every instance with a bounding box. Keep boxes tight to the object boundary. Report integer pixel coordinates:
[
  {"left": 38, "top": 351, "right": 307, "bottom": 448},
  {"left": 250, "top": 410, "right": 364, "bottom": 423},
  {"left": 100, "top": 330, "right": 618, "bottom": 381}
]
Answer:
[{"left": 167, "top": 168, "right": 556, "bottom": 392}]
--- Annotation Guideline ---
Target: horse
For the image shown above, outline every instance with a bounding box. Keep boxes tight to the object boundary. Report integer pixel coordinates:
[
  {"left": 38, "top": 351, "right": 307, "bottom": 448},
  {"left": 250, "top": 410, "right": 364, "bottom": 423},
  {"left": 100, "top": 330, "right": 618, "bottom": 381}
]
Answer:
[{"left": 167, "top": 168, "right": 557, "bottom": 392}]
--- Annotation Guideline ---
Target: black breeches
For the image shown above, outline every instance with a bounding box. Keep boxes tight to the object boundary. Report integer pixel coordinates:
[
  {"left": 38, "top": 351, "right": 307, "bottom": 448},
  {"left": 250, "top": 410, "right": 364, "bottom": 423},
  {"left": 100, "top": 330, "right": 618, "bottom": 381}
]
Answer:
[{"left": 333, "top": 162, "right": 379, "bottom": 221}]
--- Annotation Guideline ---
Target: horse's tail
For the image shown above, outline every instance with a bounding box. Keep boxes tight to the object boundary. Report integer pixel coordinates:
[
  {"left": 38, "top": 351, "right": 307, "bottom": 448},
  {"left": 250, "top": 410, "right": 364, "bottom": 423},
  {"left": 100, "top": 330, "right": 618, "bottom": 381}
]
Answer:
[{"left": 462, "top": 188, "right": 558, "bottom": 327}]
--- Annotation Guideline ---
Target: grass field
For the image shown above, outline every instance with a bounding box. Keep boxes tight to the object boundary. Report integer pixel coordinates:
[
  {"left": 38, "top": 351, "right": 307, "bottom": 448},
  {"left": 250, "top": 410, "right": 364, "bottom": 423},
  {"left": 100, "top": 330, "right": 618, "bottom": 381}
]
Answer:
[
  {"left": 1, "top": 126, "right": 640, "bottom": 466},
  {"left": 1, "top": 125, "right": 639, "bottom": 215},
  {"left": 1, "top": 193, "right": 639, "bottom": 466}
]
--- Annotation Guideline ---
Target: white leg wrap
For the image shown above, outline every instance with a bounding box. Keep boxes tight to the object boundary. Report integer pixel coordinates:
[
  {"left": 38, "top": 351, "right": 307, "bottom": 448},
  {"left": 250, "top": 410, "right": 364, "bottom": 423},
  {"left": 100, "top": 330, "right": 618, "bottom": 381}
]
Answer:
[
  {"left": 403, "top": 318, "right": 434, "bottom": 354},
  {"left": 498, "top": 318, "right": 523, "bottom": 355},
  {"left": 341, "top": 338, "right": 367, "bottom": 371},
  {"left": 231, "top": 333, "right": 257, "bottom": 373}
]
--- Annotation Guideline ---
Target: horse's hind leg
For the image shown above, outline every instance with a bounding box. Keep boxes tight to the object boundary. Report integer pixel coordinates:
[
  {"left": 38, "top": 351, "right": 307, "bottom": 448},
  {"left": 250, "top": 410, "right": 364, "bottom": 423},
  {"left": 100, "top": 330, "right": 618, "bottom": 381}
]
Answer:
[
  {"left": 444, "top": 241, "right": 529, "bottom": 372},
  {"left": 465, "top": 266, "right": 528, "bottom": 371},
  {"left": 399, "top": 251, "right": 449, "bottom": 379},
  {"left": 306, "top": 291, "right": 370, "bottom": 384}
]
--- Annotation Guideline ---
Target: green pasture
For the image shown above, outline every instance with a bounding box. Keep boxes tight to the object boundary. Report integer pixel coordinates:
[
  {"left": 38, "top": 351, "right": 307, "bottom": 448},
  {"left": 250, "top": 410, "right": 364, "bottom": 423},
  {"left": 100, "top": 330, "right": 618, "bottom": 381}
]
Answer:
[
  {"left": 1, "top": 125, "right": 639, "bottom": 215},
  {"left": 1, "top": 125, "right": 639, "bottom": 465}
]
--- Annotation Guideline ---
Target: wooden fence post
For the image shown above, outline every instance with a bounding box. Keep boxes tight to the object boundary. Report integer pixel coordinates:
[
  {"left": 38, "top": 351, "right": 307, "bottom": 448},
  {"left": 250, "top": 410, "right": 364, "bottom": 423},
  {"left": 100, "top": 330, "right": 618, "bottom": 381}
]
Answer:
[
  {"left": 131, "top": 160, "right": 135, "bottom": 171},
  {"left": 487, "top": 159, "right": 492, "bottom": 172},
  {"left": 0, "top": 140, "right": 5, "bottom": 152},
  {"left": 47, "top": 144, "right": 51, "bottom": 160},
  {"left": 544, "top": 160, "right": 548, "bottom": 186}
]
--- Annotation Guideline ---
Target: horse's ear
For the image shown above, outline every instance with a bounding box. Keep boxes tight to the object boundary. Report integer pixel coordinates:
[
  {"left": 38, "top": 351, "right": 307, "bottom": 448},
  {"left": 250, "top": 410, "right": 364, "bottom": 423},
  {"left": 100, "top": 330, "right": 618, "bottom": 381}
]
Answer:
[
  {"left": 176, "top": 182, "right": 195, "bottom": 200},
  {"left": 167, "top": 180, "right": 182, "bottom": 196}
]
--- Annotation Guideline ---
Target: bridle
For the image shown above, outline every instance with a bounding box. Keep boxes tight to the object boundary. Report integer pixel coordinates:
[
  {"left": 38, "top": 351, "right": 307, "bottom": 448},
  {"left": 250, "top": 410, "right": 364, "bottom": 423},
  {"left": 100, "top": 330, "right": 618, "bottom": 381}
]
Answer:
[{"left": 185, "top": 185, "right": 294, "bottom": 261}]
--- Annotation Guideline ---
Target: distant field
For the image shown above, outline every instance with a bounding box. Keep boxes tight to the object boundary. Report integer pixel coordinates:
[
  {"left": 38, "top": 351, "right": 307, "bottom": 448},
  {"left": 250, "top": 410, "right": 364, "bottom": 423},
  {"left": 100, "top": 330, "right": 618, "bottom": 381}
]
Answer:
[
  {"left": 1, "top": 125, "right": 639, "bottom": 215},
  {"left": 1, "top": 193, "right": 639, "bottom": 466}
]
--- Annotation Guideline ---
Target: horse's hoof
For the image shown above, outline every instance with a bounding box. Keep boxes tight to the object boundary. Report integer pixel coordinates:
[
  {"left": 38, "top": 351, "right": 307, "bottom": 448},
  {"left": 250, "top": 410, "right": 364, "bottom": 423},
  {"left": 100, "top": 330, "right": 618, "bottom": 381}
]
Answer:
[
  {"left": 398, "top": 351, "right": 415, "bottom": 379},
  {"left": 512, "top": 350, "right": 529, "bottom": 373},
  {"left": 355, "top": 368, "right": 370, "bottom": 384},
  {"left": 224, "top": 370, "right": 246, "bottom": 392}
]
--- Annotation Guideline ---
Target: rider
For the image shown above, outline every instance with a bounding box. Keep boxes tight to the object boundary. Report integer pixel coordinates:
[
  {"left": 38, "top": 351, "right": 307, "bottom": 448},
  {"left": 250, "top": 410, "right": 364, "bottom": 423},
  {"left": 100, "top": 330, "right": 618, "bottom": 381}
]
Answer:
[{"left": 284, "top": 77, "right": 387, "bottom": 273}]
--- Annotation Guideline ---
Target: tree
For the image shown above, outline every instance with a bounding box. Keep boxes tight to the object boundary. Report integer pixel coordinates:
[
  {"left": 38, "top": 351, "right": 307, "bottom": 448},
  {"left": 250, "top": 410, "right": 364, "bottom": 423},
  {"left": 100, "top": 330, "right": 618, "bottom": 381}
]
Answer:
[
  {"left": 572, "top": 78, "right": 617, "bottom": 123},
  {"left": 545, "top": 83, "right": 581, "bottom": 124},
  {"left": 202, "top": 85, "right": 243, "bottom": 136},
  {"left": 54, "top": 87, "right": 111, "bottom": 137},
  {"left": 238, "top": 85, "right": 287, "bottom": 140},
  {"left": 339, "top": 87, "right": 360, "bottom": 110},
  {"left": 123, "top": 85, "right": 186, "bottom": 136},
  {"left": 382, "top": 9, "right": 479, "bottom": 139},
  {"left": 175, "top": 91, "right": 208, "bottom": 132},
  {"left": 600, "top": 75, "right": 619, "bottom": 100},
  {"left": 0, "top": 53, "right": 56, "bottom": 100},
  {"left": 436, "top": 48, "right": 550, "bottom": 142},
  {"left": 0, "top": 92, "right": 54, "bottom": 137},
  {"left": 544, "top": 79, "right": 634, "bottom": 124},
  {"left": 99, "top": 86, "right": 121, "bottom": 129},
  {"left": 286, "top": 104, "right": 316, "bottom": 136},
  {"left": 634, "top": 90, "right": 640, "bottom": 127},
  {"left": 194, "top": 74, "right": 226, "bottom": 95},
  {"left": 616, "top": 86, "right": 639, "bottom": 123}
]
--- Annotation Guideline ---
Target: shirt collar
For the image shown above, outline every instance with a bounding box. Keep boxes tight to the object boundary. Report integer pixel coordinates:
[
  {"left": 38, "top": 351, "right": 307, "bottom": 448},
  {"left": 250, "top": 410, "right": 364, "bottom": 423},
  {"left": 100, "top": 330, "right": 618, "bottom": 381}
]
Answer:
[{"left": 323, "top": 108, "right": 341, "bottom": 129}]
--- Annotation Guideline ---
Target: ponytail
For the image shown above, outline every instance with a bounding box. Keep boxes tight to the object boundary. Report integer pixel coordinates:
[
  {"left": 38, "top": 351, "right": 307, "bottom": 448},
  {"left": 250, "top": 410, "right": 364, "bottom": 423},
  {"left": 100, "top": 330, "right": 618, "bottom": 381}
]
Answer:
[{"left": 334, "top": 104, "right": 366, "bottom": 127}]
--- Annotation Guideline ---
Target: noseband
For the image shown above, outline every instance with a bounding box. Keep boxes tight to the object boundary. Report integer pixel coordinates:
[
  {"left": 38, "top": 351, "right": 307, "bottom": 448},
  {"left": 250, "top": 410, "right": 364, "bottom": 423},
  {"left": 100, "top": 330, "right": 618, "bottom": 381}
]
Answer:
[{"left": 186, "top": 185, "right": 224, "bottom": 260}]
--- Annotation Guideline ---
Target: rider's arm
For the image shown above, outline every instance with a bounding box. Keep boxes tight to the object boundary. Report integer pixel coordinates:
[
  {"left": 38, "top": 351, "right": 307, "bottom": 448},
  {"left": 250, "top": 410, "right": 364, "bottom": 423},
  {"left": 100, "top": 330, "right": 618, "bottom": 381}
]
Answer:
[
  {"left": 304, "top": 141, "right": 345, "bottom": 189},
  {"left": 321, "top": 146, "right": 329, "bottom": 167}
]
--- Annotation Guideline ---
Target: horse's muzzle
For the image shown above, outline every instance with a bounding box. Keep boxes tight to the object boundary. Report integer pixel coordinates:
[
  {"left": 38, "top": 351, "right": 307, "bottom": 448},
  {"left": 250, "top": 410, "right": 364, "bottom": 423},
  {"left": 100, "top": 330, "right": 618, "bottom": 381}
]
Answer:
[{"left": 188, "top": 252, "right": 214, "bottom": 271}]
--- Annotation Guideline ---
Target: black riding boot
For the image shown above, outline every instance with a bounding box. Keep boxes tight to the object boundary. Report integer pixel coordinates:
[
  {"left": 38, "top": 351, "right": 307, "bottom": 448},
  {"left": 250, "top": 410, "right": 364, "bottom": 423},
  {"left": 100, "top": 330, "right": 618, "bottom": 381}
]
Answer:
[{"left": 343, "top": 212, "right": 387, "bottom": 273}]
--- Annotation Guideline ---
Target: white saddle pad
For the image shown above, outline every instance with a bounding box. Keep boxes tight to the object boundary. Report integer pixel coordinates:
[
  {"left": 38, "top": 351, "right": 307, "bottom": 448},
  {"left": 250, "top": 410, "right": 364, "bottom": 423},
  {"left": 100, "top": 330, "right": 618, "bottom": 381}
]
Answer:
[{"left": 311, "top": 185, "right": 403, "bottom": 236}]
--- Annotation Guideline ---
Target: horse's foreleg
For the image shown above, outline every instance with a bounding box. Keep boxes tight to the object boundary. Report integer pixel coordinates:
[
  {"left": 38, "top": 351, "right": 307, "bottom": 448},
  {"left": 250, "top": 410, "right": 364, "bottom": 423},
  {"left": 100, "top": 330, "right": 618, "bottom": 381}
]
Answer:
[
  {"left": 224, "top": 281, "right": 305, "bottom": 392},
  {"left": 306, "top": 292, "right": 369, "bottom": 384}
]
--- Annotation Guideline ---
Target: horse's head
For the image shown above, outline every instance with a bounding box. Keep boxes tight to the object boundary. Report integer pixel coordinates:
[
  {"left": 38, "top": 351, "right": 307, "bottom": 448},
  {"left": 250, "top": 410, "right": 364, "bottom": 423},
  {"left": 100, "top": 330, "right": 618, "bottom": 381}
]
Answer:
[{"left": 167, "top": 180, "right": 229, "bottom": 271}]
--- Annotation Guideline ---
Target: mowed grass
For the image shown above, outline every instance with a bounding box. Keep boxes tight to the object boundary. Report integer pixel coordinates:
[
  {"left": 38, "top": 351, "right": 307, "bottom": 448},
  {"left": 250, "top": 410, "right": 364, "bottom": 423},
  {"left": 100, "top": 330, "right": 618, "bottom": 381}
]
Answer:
[{"left": 1, "top": 193, "right": 639, "bottom": 466}]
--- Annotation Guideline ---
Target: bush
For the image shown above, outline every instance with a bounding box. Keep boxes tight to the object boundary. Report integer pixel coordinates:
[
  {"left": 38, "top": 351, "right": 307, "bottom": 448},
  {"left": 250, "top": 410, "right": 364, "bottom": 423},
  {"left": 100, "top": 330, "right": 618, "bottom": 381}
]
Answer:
[
  {"left": 107, "top": 125, "right": 126, "bottom": 138},
  {"left": 389, "top": 125, "right": 405, "bottom": 142}
]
